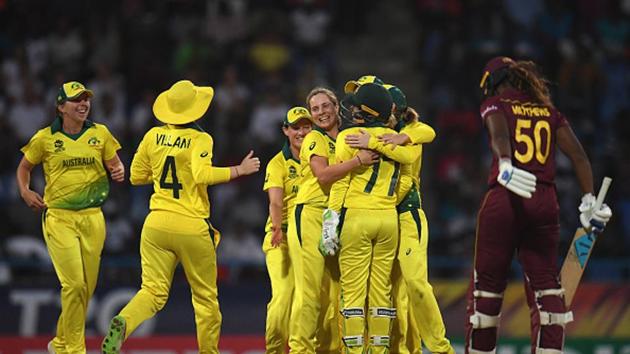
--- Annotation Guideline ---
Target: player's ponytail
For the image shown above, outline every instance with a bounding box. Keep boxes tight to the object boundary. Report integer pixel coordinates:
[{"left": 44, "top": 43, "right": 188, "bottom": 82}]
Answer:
[
  {"left": 507, "top": 61, "right": 553, "bottom": 107},
  {"left": 401, "top": 107, "right": 419, "bottom": 124}
]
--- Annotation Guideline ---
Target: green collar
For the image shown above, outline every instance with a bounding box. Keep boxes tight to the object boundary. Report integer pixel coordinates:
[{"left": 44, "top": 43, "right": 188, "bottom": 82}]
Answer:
[
  {"left": 313, "top": 125, "right": 336, "bottom": 142},
  {"left": 51, "top": 116, "right": 95, "bottom": 140},
  {"left": 281, "top": 140, "right": 299, "bottom": 163},
  {"left": 178, "top": 122, "right": 205, "bottom": 132}
]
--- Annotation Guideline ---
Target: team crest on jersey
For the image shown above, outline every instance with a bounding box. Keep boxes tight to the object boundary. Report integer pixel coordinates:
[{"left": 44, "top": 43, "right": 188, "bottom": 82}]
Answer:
[
  {"left": 288, "top": 166, "right": 298, "bottom": 179},
  {"left": 88, "top": 136, "right": 101, "bottom": 146},
  {"left": 54, "top": 139, "right": 65, "bottom": 152},
  {"left": 328, "top": 142, "right": 335, "bottom": 154}
]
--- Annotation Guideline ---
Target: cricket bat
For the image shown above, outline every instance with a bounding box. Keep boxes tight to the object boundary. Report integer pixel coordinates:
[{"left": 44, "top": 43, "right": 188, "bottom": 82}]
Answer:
[{"left": 560, "top": 176, "right": 612, "bottom": 308}]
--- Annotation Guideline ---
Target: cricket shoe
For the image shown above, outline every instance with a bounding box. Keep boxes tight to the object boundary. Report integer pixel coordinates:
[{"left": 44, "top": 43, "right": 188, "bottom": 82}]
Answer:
[{"left": 102, "top": 315, "right": 126, "bottom": 354}]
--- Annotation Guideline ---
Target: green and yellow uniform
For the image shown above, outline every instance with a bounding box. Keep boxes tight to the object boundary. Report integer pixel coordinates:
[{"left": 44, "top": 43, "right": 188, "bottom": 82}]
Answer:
[
  {"left": 120, "top": 124, "right": 232, "bottom": 353},
  {"left": 329, "top": 125, "right": 413, "bottom": 354},
  {"left": 287, "top": 126, "right": 341, "bottom": 354},
  {"left": 21, "top": 117, "right": 120, "bottom": 354},
  {"left": 262, "top": 142, "right": 301, "bottom": 353},
  {"left": 391, "top": 121, "right": 454, "bottom": 354}
]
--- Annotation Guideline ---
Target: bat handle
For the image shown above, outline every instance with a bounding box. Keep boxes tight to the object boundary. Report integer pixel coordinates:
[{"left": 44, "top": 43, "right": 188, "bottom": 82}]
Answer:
[{"left": 594, "top": 177, "right": 612, "bottom": 210}]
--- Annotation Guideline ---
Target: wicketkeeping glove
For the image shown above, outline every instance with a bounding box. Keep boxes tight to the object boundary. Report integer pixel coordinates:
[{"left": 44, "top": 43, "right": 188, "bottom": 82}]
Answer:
[
  {"left": 497, "top": 158, "right": 537, "bottom": 198},
  {"left": 319, "top": 209, "right": 340, "bottom": 256},
  {"left": 579, "top": 193, "right": 613, "bottom": 232}
]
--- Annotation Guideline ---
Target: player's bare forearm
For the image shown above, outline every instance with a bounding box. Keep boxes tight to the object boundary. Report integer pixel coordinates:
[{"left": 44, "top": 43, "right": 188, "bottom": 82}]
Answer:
[
  {"left": 230, "top": 150, "right": 261, "bottom": 180},
  {"left": 311, "top": 155, "right": 360, "bottom": 187},
  {"left": 486, "top": 113, "right": 512, "bottom": 158},
  {"left": 267, "top": 187, "right": 284, "bottom": 247},
  {"left": 16, "top": 157, "right": 34, "bottom": 196},
  {"left": 557, "top": 125, "right": 593, "bottom": 194},
  {"left": 105, "top": 154, "right": 125, "bottom": 183},
  {"left": 16, "top": 157, "right": 46, "bottom": 210}
]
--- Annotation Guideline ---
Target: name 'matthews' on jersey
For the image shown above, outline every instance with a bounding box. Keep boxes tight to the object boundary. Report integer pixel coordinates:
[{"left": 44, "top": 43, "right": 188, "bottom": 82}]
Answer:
[{"left": 480, "top": 88, "right": 568, "bottom": 185}]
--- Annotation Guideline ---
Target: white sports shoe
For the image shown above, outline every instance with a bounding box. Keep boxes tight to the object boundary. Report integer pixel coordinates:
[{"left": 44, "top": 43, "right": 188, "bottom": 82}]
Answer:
[{"left": 47, "top": 340, "right": 56, "bottom": 354}]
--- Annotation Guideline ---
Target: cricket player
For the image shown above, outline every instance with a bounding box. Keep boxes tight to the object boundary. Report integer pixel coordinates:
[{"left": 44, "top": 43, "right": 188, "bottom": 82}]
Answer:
[
  {"left": 17, "top": 81, "right": 124, "bottom": 354},
  {"left": 347, "top": 84, "right": 454, "bottom": 354},
  {"left": 101, "top": 80, "right": 260, "bottom": 354},
  {"left": 467, "top": 57, "right": 612, "bottom": 354},
  {"left": 287, "top": 87, "right": 379, "bottom": 354},
  {"left": 321, "top": 82, "right": 414, "bottom": 354},
  {"left": 263, "top": 107, "right": 313, "bottom": 353}
]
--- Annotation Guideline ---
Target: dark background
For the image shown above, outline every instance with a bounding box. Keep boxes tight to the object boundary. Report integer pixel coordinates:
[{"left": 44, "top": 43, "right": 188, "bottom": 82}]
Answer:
[{"left": 0, "top": 0, "right": 629, "bottom": 334}]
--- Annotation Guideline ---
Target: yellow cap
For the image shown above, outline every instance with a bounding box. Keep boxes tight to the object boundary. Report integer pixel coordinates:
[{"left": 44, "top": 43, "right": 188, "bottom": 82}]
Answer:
[
  {"left": 56, "top": 81, "right": 93, "bottom": 104},
  {"left": 343, "top": 75, "right": 384, "bottom": 93},
  {"left": 284, "top": 106, "right": 312, "bottom": 126}
]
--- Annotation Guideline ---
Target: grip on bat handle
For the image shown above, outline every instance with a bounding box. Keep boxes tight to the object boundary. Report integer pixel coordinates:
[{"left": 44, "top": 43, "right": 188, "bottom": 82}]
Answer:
[{"left": 594, "top": 177, "right": 612, "bottom": 210}]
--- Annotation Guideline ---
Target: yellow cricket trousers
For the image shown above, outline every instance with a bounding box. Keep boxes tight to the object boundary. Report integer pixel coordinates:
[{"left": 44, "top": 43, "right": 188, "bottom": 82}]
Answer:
[
  {"left": 118, "top": 210, "right": 221, "bottom": 354},
  {"left": 396, "top": 209, "right": 453, "bottom": 354},
  {"left": 287, "top": 203, "right": 341, "bottom": 354},
  {"left": 263, "top": 231, "right": 294, "bottom": 353},
  {"left": 390, "top": 259, "right": 421, "bottom": 354},
  {"left": 338, "top": 208, "right": 398, "bottom": 354},
  {"left": 43, "top": 207, "right": 105, "bottom": 354}
]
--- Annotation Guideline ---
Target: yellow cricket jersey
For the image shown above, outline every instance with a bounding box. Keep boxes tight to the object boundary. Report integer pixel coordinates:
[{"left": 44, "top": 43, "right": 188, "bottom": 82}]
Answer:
[
  {"left": 294, "top": 126, "right": 336, "bottom": 207},
  {"left": 263, "top": 142, "right": 301, "bottom": 233},
  {"left": 21, "top": 117, "right": 121, "bottom": 210},
  {"left": 396, "top": 120, "right": 436, "bottom": 213},
  {"left": 130, "top": 124, "right": 232, "bottom": 219},
  {"left": 400, "top": 121, "right": 435, "bottom": 188},
  {"left": 329, "top": 126, "right": 413, "bottom": 212}
]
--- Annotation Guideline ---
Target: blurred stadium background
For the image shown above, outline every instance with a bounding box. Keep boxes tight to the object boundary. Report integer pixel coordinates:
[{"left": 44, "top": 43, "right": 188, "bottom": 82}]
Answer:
[{"left": 0, "top": 0, "right": 629, "bottom": 353}]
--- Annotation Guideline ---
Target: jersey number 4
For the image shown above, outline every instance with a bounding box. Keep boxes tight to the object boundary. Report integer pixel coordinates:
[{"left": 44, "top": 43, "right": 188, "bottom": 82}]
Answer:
[{"left": 160, "top": 155, "right": 183, "bottom": 199}]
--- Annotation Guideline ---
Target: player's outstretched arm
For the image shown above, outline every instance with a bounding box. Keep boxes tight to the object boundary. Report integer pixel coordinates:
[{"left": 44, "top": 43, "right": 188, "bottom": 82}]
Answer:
[{"left": 230, "top": 150, "right": 261, "bottom": 179}]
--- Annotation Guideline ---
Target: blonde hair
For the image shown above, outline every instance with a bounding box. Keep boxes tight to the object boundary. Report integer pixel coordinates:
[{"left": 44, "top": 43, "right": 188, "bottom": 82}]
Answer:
[
  {"left": 306, "top": 87, "right": 339, "bottom": 111},
  {"left": 305, "top": 87, "right": 341, "bottom": 127}
]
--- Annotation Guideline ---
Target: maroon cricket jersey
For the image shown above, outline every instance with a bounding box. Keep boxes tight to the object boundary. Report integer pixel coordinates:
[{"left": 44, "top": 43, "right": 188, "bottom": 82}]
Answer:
[{"left": 480, "top": 88, "right": 569, "bottom": 186}]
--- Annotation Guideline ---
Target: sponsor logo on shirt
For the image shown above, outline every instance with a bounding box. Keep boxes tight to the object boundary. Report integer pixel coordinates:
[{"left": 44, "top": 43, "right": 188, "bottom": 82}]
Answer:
[
  {"left": 288, "top": 166, "right": 298, "bottom": 179},
  {"left": 54, "top": 139, "right": 65, "bottom": 153},
  {"left": 88, "top": 136, "right": 101, "bottom": 146},
  {"left": 481, "top": 104, "right": 498, "bottom": 118}
]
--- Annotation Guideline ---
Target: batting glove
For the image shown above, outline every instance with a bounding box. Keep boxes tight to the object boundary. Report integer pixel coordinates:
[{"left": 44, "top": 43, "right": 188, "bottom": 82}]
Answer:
[
  {"left": 497, "top": 158, "right": 537, "bottom": 198},
  {"left": 579, "top": 193, "right": 613, "bottom": 232},
  {"left": 319, "top": 209, "right": 340, "bottom": 256}
]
